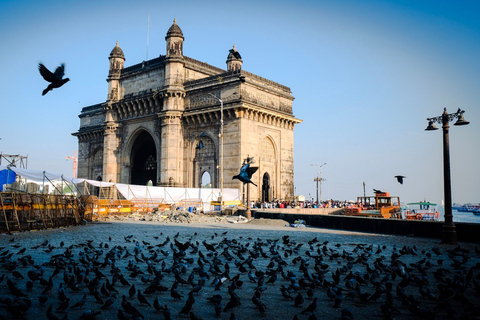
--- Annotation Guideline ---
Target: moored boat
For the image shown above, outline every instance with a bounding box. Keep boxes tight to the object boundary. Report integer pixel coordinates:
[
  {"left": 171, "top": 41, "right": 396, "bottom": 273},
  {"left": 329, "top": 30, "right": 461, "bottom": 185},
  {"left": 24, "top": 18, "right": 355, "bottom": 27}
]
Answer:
[
  {"left": 457, "top": 205, "right": 472, "bottom": 212},
  {"left": 404, "top": 201, "right": 439, "bottom": 221},
  {"left": 344, "top": 191, "right": 402, "bottom": 219},
  {"left": 473, "top": 207, "right": 480, "bottom": 216}
]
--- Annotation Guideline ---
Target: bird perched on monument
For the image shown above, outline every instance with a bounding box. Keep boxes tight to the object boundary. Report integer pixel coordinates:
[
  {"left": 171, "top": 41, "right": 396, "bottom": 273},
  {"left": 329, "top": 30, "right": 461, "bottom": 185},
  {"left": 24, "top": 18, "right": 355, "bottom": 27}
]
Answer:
[
  {"left": 232, "top": 162, "right": 258, "bottom": 186},
  {"left": 229, "top": 45, "right": 242, "bottom": 60},
  {"left": 394, "top": 175, "right": 406, "bottom": 184},
  {"left": 38, "top": 63, "right": 70, "bottom": 95}
]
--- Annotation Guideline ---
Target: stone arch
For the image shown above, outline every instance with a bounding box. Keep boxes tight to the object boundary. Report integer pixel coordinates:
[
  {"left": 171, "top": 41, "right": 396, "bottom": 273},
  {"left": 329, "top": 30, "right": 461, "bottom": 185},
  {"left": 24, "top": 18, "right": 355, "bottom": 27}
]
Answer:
[
  {"left": 259, "top": 136, "right": 277, "bottom": 201},
  {"left": 192, "top": 134, "right": 217, "bottom": 188},
  {"left": 90, "top": 148, "right": 103, "bottom": 181},
  {"left": 262, "top": 172, "right": 270, "bottom": 202},
  {"left": 129, "top": 130, "right": 158, "bottom": 186},
  {"left": 93, "top": 176, "right": 102, "bottom": 197},
  {"left": 201, "top": 171, "right": 212, "bottom": 188},
  {"left": 260, "top": 136, "right": 277, "bottom": 163}
]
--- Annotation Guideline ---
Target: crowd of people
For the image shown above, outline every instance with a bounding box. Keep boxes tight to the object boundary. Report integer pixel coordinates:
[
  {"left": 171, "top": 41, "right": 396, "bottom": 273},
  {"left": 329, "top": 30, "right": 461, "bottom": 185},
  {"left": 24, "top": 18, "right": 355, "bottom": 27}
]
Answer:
[{"left": 250, "top": 199, "right": 353, "bottom": 209}]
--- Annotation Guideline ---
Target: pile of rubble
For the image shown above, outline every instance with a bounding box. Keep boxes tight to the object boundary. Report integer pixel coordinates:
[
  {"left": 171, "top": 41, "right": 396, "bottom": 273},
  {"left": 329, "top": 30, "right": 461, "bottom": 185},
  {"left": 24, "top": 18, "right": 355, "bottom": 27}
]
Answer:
[{"left": 105, "top": 209, "right": 229, "bottom": 224}]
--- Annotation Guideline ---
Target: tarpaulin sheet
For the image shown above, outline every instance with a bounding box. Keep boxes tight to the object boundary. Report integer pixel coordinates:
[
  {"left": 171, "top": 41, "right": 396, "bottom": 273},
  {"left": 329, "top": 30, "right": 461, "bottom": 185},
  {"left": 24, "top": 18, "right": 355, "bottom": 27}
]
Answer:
[
  {"left": 76, "top": 179, "right": 241, "bottom": 205},
  {"left": 0, "top": 169, "right": 16, "bottom": 191}
]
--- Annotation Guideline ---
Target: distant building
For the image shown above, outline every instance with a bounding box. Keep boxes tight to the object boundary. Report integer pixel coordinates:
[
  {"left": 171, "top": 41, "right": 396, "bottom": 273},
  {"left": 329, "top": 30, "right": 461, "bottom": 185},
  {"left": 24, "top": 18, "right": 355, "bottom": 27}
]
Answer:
[{"left": 73, "top": 19, "right": 302, "bottom": 202}]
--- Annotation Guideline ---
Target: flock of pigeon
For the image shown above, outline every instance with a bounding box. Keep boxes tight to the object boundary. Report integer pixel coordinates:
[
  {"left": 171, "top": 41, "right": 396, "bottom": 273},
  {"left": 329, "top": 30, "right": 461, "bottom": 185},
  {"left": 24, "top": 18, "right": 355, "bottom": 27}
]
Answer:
[{"left": 0, "top": 225, "right": 479, "bottom": 320}]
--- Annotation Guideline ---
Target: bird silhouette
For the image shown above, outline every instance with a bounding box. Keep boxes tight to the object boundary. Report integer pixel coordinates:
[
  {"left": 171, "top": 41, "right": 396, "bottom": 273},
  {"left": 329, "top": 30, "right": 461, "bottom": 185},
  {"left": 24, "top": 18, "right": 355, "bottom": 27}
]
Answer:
[
  {"left": 394, "top": 175, "right": 406, "bottom": 184},
  {"left": 56, "top": 297, "right": 70, "bottom": 311},
  {"left": 70, "top": 293, "right": 87, "bottom": 309},
  {"left": 7, "top": 278, "right": 27, "bottom": 297},
  {"left": 78, "top": 309, "right": 101, "bottom": 319},
  {"left": 232, "top": 163, "right": 258, "bottom": 186},
  {"left": 294, "top": 292, "right": 304, "bottom": 307},
  {"left": 38, "top": 63, "right": 70, "bottom": 96},
  {"left": 229, "top": 46, "right": 242, "bottom": 60},
  {"left": 302, "top": 297, "right": 318, "bottom": 313},
  {"left": 100, "top": 296, "right": 115, "bottom": 309},
  {"left": 137, "top": 290, "right": 151, "bottom": 306}
]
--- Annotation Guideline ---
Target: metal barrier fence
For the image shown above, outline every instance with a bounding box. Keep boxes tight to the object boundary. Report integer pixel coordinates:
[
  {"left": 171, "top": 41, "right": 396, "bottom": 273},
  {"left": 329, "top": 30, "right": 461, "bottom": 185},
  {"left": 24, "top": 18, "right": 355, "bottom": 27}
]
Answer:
[{"left": 0, "top": 192, "right": 85, "bottom": 232}]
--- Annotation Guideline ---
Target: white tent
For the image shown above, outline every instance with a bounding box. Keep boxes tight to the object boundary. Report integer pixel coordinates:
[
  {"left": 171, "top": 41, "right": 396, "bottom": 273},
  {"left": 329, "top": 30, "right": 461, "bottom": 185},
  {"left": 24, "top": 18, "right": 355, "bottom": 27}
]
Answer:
[{"left": 74, "top": 178, "right": 241, "bottom": 212}]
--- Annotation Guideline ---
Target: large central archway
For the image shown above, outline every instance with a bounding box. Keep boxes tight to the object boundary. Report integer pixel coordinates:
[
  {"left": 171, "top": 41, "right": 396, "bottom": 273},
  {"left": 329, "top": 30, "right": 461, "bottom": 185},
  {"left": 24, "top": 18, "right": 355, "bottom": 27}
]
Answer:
[{"left": 130, "top": 131, "right": 157, "bottom": 186}]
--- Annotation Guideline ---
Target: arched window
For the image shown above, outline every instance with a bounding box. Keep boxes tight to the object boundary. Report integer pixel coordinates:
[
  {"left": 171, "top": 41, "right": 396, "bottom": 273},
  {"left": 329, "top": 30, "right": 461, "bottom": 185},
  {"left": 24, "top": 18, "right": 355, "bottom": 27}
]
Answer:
[
  {"left": 260, "top": 137, "right": 275, "bottom": 162},
  {"left": 259, "top": 137, "right": 276, "bottom": 201},
  {"left": 201, "top": 171, "right": 211, "bottom": 188},
  {"left": 194, "top": 135, "right": 216, "bottom": 188},
  {"left": 93, "top": 149, "right": 103, "bottom": 166}
]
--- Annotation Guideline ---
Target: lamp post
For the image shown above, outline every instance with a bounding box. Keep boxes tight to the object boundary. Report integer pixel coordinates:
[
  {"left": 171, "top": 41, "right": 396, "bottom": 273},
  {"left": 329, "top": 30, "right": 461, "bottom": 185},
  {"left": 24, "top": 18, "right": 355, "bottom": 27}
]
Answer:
[
  {"left": 208, "top": 93, "right": 224, "bottom": 213},
  {"left": 425, "top": 108, "right": 469, "bottom": 244},
  {"left": 243, "top": 156, "right": 255, "bottom": 220},
  {"left": 311, "top": 163, "right": 326, "bottom": 204}
]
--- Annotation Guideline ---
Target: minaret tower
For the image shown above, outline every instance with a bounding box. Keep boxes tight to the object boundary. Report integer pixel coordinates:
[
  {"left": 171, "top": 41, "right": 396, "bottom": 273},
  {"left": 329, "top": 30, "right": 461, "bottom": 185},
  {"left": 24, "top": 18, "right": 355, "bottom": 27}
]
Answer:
[
  {"left": 226, "top": 44, "right": 242, "bottom": 71},
  {"left": 107, "top": 41, "right": 125, "bottom": 102},
  {"left": 102, "top": 42, "right": 124, "bottom": 183},
  {"left": 158, "top": 19, "right": 186, "bottom": 186}
]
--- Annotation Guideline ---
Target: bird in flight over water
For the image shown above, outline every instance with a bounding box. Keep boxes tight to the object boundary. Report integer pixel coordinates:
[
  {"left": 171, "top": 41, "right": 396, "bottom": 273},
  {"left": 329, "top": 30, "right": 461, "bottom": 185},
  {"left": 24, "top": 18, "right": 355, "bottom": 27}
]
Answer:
[{"left": 38, "top": 63, "right": 70, "bottom": 95}]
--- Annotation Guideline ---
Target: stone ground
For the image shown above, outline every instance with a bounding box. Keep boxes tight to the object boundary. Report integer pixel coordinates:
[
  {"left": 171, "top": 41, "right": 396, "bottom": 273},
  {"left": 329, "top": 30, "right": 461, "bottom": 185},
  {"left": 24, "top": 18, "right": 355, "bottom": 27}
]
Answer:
[{"left": 0, "top": 214, "right": 479, "bottom": 320}]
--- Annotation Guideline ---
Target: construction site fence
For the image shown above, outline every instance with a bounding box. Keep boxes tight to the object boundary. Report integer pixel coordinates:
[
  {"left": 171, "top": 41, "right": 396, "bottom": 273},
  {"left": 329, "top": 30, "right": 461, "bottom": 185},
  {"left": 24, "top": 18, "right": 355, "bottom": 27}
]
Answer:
[{"left": 0, "top": 192, "right": 87, "bottom": 233}]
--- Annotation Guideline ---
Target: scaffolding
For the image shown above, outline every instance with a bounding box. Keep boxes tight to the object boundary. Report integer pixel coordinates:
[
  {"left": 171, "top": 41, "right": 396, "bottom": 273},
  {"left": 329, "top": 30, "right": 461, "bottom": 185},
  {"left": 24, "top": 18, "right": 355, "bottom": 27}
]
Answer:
[
  {"left": 0, "top": 192, "right": 83, "bottom": 232},
  {"left": 0, "top": 153, "right": 28, "bottom": 168}
]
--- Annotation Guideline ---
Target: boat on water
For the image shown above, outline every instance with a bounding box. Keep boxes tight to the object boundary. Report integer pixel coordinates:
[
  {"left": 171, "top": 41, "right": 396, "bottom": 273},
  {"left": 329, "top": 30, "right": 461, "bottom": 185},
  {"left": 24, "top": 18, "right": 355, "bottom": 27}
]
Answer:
[
  {"left": 404, "top": 201, "right": 439, "bottom": 221},
  {"left": 457, "top": 205, "right": 472, "bottom": 212},
  {"left": 473, "top": 207, "right": 480, "bottom": 216},
  {"left": 455, "top": 204, "right": 480, "bottom": 213},
  {"left": 344, "top": 191, "right": 402, "bottom": 219}
]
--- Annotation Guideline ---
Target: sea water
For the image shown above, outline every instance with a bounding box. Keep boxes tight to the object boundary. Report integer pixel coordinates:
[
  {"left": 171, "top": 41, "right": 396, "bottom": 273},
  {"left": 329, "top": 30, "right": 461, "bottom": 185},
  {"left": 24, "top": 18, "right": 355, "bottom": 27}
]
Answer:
[{"left": 438, "top": 207, "right": 479, "bottom": 223}]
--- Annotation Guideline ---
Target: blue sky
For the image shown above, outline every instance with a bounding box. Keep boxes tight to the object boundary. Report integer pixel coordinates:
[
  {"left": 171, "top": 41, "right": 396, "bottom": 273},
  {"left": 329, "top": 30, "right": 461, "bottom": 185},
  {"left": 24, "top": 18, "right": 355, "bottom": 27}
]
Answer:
[{"left": 1, "top": 0, "right": 479, "bottom": 204}]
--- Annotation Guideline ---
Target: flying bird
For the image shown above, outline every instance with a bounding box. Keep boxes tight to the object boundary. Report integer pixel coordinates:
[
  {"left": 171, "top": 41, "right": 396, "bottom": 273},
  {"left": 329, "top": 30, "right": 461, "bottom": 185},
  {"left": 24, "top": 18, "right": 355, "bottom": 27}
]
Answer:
[
  {"left": 38, "top": 63, "right": 70, "bottom": 95},
  {"left": 232, "top": 162, "right": 258, "bottom": 186},
  {"left": 394, "top": 175, "right": 406, "bottom": 184}
]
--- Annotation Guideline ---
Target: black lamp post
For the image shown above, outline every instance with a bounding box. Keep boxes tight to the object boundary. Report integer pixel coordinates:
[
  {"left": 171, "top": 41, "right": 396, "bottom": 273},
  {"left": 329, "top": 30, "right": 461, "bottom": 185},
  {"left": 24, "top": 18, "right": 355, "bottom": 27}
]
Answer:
[{"left": 425, "top": 108, "right": 469, "bottom": 244}]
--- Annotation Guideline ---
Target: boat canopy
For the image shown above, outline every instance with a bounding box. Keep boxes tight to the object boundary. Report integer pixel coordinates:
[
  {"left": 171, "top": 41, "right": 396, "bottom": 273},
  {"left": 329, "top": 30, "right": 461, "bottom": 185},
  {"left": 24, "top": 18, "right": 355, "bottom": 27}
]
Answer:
[{"left": 407, "top": 202, "right": 437, "bottom": 206}]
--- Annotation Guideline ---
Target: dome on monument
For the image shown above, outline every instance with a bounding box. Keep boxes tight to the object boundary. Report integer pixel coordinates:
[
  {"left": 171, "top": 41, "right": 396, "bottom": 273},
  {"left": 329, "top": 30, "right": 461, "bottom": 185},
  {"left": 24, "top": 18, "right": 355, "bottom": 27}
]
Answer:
[
  {"left": 109, "top": 41, "right": 125, "bottom": 60},
  {"left": 166, "top": 18, "right": 184, "bottom": 39}
]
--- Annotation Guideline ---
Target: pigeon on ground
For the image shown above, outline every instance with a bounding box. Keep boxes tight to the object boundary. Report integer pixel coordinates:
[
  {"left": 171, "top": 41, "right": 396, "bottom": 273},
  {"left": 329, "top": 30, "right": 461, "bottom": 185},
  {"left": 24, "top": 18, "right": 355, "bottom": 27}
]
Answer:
[
  {"left": 38, "top": 63, "right": 70, "bottom": 95},
  {"left": 232, "top": 163, "right": 258, "bottom": 186}
]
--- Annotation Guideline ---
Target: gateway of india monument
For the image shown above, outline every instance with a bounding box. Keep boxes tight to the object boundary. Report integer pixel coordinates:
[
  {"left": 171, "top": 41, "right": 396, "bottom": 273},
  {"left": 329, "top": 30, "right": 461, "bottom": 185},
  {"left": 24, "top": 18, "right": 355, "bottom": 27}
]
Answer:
[{"left": 73, "top": 19, "right": 302, "bottom": 202}]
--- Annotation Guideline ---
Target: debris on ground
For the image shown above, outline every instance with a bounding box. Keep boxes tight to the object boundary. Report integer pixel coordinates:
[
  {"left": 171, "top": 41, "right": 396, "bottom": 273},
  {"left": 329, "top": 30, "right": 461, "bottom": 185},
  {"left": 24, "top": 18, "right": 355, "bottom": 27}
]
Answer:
[
  {"left": 103, "top": 209, "right": 228, "bottom": 224},
  {"left": 290, "top": 219, "right": 306, "bottom": 228}
]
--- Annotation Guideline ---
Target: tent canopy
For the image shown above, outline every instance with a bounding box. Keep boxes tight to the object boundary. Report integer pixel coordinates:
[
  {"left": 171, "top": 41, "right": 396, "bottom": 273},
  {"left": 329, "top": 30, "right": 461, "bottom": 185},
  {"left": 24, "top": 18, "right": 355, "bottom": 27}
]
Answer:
[{"left": 75, "top": 178, "right": 241, "bottom": 205}]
